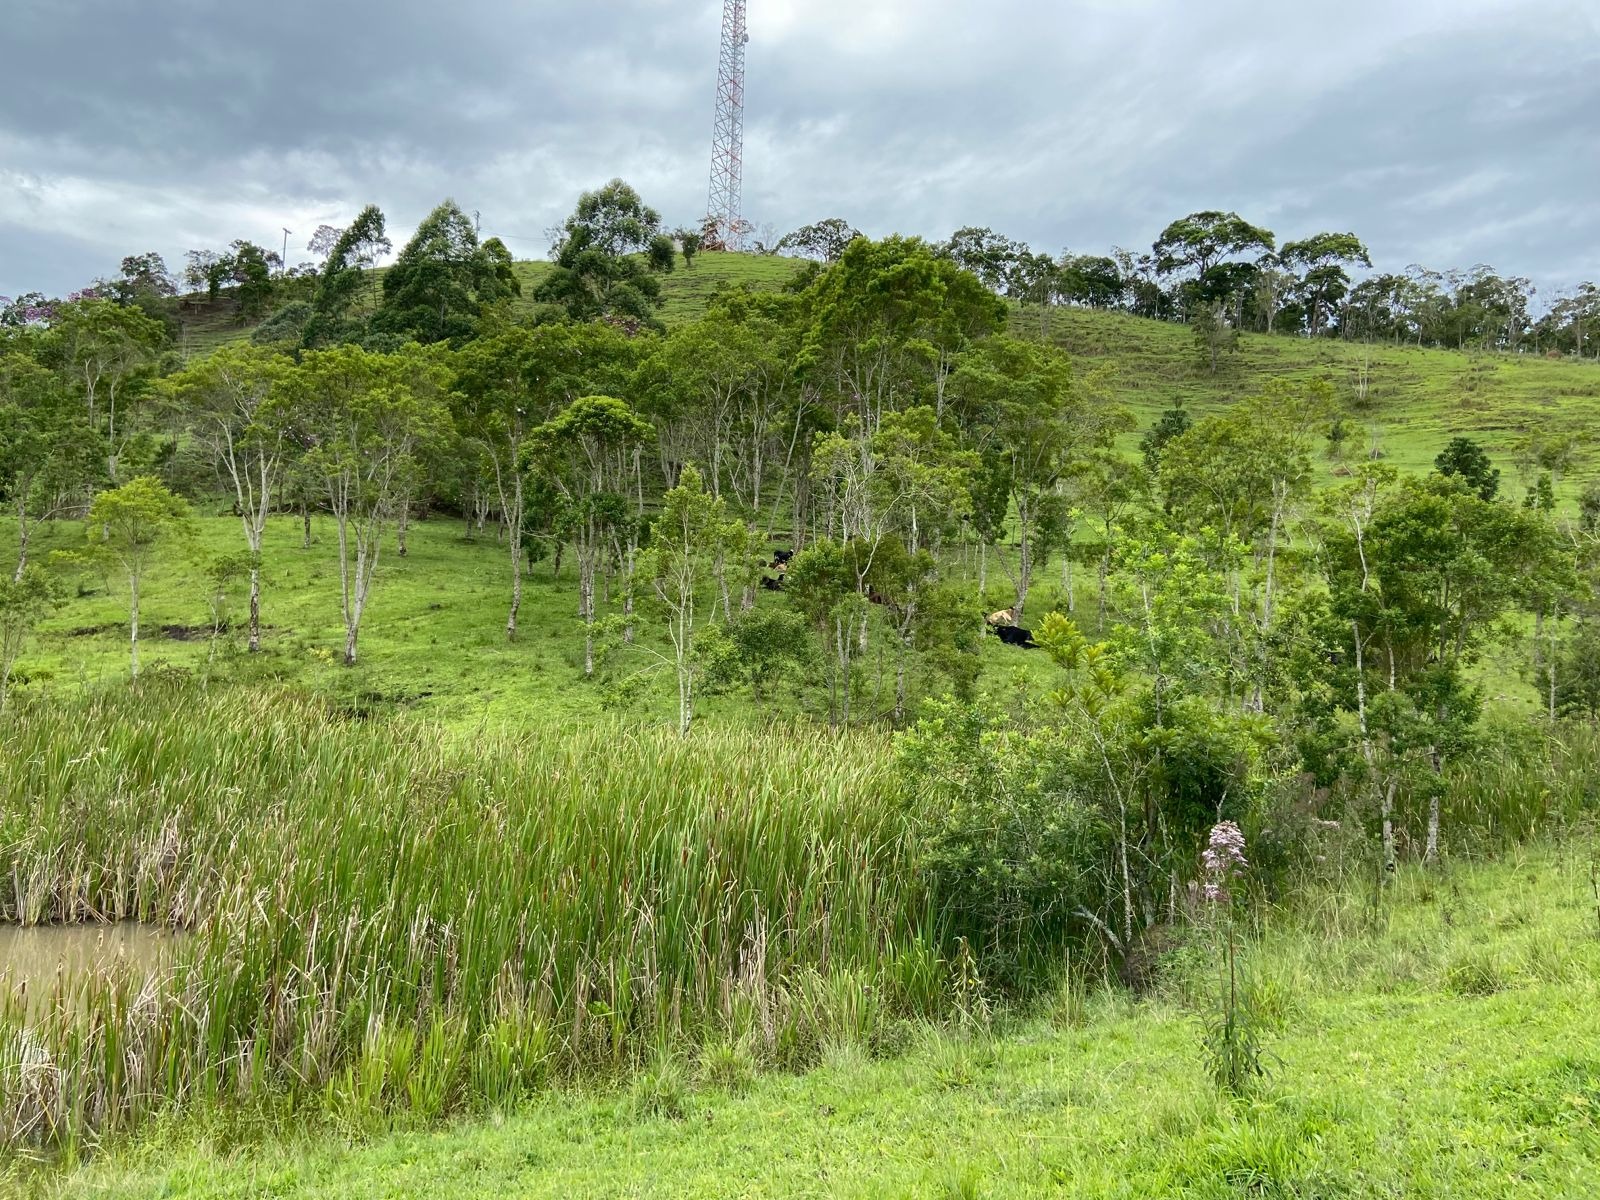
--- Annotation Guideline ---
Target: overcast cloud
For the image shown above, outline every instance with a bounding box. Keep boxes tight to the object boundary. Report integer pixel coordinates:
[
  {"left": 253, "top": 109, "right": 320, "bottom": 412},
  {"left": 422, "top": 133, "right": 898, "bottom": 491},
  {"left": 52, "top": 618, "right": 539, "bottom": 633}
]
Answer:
[{"left": 2, "top": 0, "right": 1597, "bottom": 301}]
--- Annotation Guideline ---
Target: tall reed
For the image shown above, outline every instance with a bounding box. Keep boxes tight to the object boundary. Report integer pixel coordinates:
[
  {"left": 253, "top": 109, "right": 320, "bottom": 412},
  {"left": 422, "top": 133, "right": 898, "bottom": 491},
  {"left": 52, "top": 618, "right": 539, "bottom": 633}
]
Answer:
[{"left": 0, "top": 682, "right": 940, "bottom": 1150}]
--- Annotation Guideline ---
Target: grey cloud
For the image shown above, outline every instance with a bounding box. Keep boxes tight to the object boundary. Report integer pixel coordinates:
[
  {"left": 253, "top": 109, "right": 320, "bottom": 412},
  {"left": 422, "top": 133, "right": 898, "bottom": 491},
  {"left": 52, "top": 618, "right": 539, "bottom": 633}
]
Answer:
[{"left": 2, "top": 0, "right": 1596, "bottom": 300}]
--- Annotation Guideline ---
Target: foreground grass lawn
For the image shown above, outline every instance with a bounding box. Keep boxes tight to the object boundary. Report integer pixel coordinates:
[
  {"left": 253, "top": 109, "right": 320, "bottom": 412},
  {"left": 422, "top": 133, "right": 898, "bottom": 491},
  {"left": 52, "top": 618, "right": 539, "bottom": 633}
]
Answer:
[{"left": 33, "top": 848, "right": 1600, "bottom": 1199}]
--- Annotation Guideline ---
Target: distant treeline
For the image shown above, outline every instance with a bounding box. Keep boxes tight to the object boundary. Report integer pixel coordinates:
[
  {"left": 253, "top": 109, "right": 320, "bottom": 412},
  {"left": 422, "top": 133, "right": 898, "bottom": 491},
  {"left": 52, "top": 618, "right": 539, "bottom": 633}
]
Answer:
[{"left": 5, "top": 194, "right": 1598, "bottom": 357}]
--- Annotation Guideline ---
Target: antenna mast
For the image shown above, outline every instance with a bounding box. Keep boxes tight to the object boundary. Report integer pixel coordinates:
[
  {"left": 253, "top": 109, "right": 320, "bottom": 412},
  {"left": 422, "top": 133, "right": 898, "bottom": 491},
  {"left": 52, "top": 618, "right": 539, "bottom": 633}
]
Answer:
[{"left": 707, "top": 0, "right": 748, "bottom": 250}]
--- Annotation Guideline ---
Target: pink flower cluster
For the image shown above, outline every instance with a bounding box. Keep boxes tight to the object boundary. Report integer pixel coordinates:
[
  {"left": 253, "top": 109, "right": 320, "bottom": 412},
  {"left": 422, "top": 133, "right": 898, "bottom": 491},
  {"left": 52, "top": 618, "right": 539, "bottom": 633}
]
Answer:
[{"left": 1199, "top": 820, "right": 1248, "bottom": 903}]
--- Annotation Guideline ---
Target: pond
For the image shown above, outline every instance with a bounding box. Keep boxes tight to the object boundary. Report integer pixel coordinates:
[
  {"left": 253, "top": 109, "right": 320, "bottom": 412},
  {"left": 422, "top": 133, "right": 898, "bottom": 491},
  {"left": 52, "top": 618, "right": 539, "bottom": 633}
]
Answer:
[{"left": 0, "top": 923, "right": 183, "bottom": 1014}]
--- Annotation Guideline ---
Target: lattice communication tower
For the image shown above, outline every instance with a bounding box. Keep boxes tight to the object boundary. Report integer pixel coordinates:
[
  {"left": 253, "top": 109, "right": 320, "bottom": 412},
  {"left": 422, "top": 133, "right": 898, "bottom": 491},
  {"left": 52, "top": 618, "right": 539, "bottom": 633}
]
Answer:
[{"left": 707, "top": 0, "right": 749, "bottom": 250}]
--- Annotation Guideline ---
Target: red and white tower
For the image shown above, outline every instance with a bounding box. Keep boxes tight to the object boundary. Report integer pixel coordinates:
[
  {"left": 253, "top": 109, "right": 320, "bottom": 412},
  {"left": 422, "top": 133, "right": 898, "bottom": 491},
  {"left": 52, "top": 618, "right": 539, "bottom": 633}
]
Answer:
[{"left": 707, "top": 0, "right": 749, "bottom": 250}]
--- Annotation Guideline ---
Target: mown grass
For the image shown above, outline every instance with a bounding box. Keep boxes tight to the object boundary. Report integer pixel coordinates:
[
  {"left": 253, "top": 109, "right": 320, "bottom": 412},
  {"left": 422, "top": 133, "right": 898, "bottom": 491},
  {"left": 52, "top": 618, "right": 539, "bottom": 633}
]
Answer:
[
  {"left": 25, "top": 843, "right": 1600, "bottom": 1198},
  {"left": 0, "top": 685, "right": 941, "bottom": 1153}
]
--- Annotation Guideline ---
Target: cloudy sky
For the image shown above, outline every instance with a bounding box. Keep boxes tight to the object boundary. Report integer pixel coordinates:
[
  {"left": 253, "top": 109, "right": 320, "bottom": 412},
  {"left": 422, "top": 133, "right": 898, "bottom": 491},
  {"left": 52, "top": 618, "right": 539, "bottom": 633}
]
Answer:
[{"left": 2, "top": 0, "right": 1597, "bottom": 301}]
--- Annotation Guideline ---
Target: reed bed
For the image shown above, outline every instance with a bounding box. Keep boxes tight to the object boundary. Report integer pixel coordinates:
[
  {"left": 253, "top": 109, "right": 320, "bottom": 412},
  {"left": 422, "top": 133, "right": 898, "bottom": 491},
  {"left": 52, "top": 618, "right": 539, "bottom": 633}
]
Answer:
[{"left": 0, "top": 684, "right": 939, "bottom": 1151}]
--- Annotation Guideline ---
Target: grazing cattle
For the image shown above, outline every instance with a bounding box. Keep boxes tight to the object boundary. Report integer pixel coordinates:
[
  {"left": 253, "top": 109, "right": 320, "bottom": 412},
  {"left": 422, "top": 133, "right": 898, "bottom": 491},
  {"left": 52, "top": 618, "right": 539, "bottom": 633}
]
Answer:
[
  {"left": 986, "top": 606, "right": 1017, "bottom": 627},
  {"left": 760, "top": 575, "right": 785, "bottom": 592},
  {"left": 995, "top": 624, "right": 1037, "bottom": 648},
  {"left": 770, "top": 549, "right": 794, "bottom": 568}
]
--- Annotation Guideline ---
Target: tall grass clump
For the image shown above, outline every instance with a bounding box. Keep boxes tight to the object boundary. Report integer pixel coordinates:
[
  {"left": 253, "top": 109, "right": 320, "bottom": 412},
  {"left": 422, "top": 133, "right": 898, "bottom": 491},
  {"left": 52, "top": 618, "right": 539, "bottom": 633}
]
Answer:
[
  {"left": 1428, "top": 719, "right": 1600, "bottom": 851},
  {"left": 0, "top": 682, "right": 941, "bottom": 1150}
]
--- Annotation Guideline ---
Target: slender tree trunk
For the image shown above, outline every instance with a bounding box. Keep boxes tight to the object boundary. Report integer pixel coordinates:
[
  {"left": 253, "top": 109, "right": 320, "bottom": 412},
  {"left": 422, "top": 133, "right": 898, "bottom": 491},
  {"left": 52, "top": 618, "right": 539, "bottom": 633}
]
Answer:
[
  {"left": 835, "top": 614, "right": 851, "bottom": 728},
  {"left": 1380, "top": 776, "right": 1398, "bottom": 875},
  {"left": 622, "top": 533, "right": 638, "bottom": 646},
  {"left": 1548, "top": 604, "right": 1559, "bottom": 720},
  {"left": 675, "top": 605, "right": 694, "bottom": 736},
  {"left": 247, "top": 564, "right": 261, "bottom": 653},
  {"left": 13, "top": 497, "right": 28, "bottom": 582},
  {"left": 892, "top": 606, "right": 914, "bottom": 726},
  {"left": 506, "top": 473, "right": 524, "bottom": 641},
  {"left": 302, "top": 503, "right": 312, "bottom": 549},
  {"left": 335, "top": 508, "right": 377, "bottom": 668},
  {"left": 1262, "top": 490, "right": 1285, "bottom": 632},
  {"left": 1118, "top": 795, "right": 1135, "bottom": 945},
  {"left": 507, "top": 541, "right": 523, "bottom": 641},
  {"left": 129, "top": 571, "right": 141, "bottom": 679},
  {"left": 1424, "top": 744, "right": 1443, "bottom": 864},
  {"left": 1354, "top": 619, "right": 1396, "bottom": 874},
  {"left": 580, "top": 551, "right": 596, "bottom": 677},
  {"left": 716, "top": 552, "right": 732, "bottom": 622}
]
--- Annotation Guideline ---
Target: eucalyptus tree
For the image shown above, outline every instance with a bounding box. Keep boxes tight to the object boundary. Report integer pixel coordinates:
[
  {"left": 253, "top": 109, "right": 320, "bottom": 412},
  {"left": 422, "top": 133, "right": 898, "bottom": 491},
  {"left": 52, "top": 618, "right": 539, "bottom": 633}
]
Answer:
[
  {"left": 642, "top": 314, "right": 780, "bottom": 503},
  {"left": 777, "top": 218, "right": 861, "bottom": 263},
  {"left": 869, "top": 405, "right": 975, "bottom": 556},
  {"left": 81, "top": 476, "right": 193, "bottom": 679},
  {"left": 527, "top": 395, "right": 654, "bottom": 676},
  {"left": 302, "top": 205, "right": 391, "bottom": 347},
  {"left": 374, "top": 199, "right": 519, "bottom": 345},
  {"left": 452, "top": 323, "right": 631, "bottom": 640},
  {"left": 535, "top": 179, "right": 675, "bottom": 325},
  {"left": 640, "top": 464, "right": 738, "bottom": 734},
  {"left": 1075, "top": 448, "right": 1149, "bottom": 622},
  {"left": 798, "top": 236, "right": 1005, "bottom": 432},
  {"left": 1162, "top": 381, "right": 1332, "bottom": 705},
  {"left": 1162, "top": 380, "right": 1331, "bottom": 617},
  {"left": 1058, "top": 254, "right": 1124, "bottom": 309},
  {"left": 1545, "top": 283, "right": 1600, "bottom": 356},
  {"left": 1152, "top": 211, "right": 1275, "bottom": 306},
  {"left": 951, "top": 336, "right": 1128, "bottom": 619},
  {"left": 1008, "top": 248, "right": 1062, "bottom": 335},
  {"left": 166, "top": 345, "right": 290, "bottom": 651},
  {"left": 1318, "top": 473, "right": 1560, "bottom": 863},
  {"left": 941, "top": 226, "right": 1022, "bottom": 293},
  {"left": 274, "top": 345, "right": 452, "bottom": 666},
  {"left": 0, "top": 567, "right": 59, "bottom": 709},
  {"left": 0, "top": 352, "right": 102, "bottom": 578},
  {"left": 1279, "top": 232, "right": 1371, "bottom": 337},
  {"left": 51, "top": 298, "right": 165, "bottom": 472}
]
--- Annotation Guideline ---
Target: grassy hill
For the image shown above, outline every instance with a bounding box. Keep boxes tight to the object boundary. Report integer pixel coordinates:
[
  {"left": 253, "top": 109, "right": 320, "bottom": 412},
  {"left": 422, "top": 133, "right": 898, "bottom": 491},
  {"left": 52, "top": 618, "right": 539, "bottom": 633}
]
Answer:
[
  {"left": 36, "top": 262, "right": 1596, "bottom": 724},
  {"left": 38, "top": 845, "right": 1600, "bottom": 1199},
  {"left": 173, "top": 252, "right": 805, "bottom": 355},
  {"left": 176, "top": 254, "right": 1600, "bottom": 498},
  {"left": 1039, "top": 307, "right": 1600, "bottom": 488}
]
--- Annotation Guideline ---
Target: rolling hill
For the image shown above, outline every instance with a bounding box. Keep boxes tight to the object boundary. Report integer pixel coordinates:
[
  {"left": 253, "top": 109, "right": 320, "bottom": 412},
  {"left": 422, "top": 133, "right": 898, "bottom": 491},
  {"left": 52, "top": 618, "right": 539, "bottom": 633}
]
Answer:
[{"left": 172, "top": 251, "right": 1600, "bottom": 495}]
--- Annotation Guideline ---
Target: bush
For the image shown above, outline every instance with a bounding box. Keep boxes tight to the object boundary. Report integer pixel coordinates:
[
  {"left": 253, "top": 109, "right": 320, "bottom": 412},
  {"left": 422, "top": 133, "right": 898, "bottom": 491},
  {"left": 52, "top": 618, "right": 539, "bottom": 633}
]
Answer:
[{"left": 897, "top": 700, "right": 1111, "bottom": 983}]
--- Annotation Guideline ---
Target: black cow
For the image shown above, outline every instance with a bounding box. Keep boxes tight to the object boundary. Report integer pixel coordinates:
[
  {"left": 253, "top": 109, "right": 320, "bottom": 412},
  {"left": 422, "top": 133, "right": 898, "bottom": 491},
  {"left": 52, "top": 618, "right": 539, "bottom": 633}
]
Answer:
[
  {"left": 770, "top": 549, "right": 794, "bottom": 568},
  {"left": 760, "top": 575, "right": 785, "bottom": 592},
  {"left": 995, "top": 624, "right": 1037, "bottom": 648}
]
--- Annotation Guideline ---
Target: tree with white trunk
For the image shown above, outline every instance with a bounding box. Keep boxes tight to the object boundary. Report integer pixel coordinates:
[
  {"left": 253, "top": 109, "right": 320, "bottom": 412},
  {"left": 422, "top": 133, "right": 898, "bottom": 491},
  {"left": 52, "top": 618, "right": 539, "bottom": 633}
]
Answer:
[
  {"left": 274, "top": 345, "right": 451, "bottom": 667},
  {"left": 527, "top": 395, "right": 653, "bottom": 678},
  {"left": 81, "top": 476, "right": 193, "bottom": 679},
  {"left": 166, "top": 345, "right": 290, "bottom": 653}
]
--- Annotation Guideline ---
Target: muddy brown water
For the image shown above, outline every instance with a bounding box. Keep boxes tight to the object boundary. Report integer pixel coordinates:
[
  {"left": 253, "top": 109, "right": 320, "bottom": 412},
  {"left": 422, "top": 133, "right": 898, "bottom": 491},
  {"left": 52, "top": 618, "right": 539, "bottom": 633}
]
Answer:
[{"left": 0, "top": 924, "right": 183, "bottom": 1012}]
